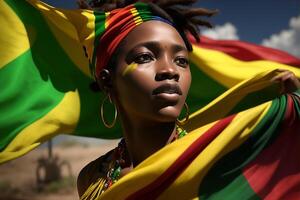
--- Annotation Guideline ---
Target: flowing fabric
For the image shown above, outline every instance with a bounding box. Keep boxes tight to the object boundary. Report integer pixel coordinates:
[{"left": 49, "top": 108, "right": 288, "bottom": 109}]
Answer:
[
  {"left": 99, "top": 79, "right": 300, "bottom": 199},
  {"left": 0, "top": 1, "right": 300, "bottom": 199},
  {"left": 81, "top": 70, "right": 300, "bottom": 199}
]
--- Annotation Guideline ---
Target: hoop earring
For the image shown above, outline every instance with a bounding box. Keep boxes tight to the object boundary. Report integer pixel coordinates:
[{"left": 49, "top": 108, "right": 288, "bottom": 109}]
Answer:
[
  {"left": 176, "top": 102, "right": 190, "bottom": 126},
  {"left": 101, "top": 95, "right": 118, "bottom": 128}
]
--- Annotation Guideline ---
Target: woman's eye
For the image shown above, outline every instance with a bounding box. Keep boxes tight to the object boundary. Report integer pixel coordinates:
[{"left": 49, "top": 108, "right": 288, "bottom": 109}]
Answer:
[
  {"left": 134, "top": 53, "right": 154, "bottom": 64},
  {"left": 175, "top": 57, "right": 189, "bottom": 67}
]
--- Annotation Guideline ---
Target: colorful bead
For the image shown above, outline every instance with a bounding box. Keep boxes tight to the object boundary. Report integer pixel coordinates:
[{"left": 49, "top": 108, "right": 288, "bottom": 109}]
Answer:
[{"left": 101, "top": 125, "right": 187, "bottom": 193}]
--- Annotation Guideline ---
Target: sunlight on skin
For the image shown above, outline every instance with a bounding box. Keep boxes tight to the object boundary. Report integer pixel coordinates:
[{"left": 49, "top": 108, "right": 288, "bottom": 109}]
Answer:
[{"left": 122, "top": 63, "right": 138, "bottom": 76}]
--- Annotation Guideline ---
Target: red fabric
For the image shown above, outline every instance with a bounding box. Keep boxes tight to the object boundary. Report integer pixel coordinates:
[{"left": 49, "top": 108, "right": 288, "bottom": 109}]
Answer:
[
  {"left": 243, "top": 95, "right": 300, "bottom": 200},
  {"left": 126, "top": 115, "right": 236, "bottom": 200},
  {"left": 190, "top": 35, "right": 300, "bottom": 67},
  {"left": 95, "top": 5, "right": 139, "bottom": 78}
]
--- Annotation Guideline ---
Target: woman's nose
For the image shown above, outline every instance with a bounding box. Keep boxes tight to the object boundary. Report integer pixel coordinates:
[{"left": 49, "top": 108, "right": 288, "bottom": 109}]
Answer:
[{"left": 155, "top": 57, "right": 179, "bottom": 82}]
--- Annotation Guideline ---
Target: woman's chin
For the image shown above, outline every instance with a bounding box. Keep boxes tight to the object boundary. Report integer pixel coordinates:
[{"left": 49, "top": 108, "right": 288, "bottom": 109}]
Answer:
[{"left": 155, "top": 106, "right": 181, "bottom": 122}]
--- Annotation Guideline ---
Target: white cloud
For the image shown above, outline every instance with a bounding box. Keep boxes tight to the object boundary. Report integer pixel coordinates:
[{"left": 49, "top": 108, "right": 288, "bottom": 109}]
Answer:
[
  {"left": 262, "top": 15, "right": 300, "bottom": 57},
  {"left": 202, "top": 22, "right": 239, "bottom": 40}
]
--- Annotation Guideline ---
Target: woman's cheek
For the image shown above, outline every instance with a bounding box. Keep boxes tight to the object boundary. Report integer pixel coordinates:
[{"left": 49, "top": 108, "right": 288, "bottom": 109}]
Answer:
[{"left": 122, "top": 63, "right": 138, "bottom": 76}]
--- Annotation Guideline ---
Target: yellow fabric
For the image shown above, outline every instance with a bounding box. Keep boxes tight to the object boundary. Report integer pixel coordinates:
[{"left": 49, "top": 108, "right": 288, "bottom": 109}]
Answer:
[
  {"left": 0, "top": 1, "right": 30, "bottom": 69},
  {"left": 159, "top": 102, "right": 271, "bottom": 199},
  {"left": 100, "top": 123, "right": 217, "bottom": 200},
  {"left": 98, "top": 71, "right": 278, "bottom": 200},
  {"left": 184, "top": 69, "right": 280, "bottom": 131},
  {"left": 190, "top": 46, "right": 300, "bottom": 88},
  {"left": 81, "top": 178, "right": 107, "bottom": 200},
  {"left": 0, "top": 90, "right": 80, "bottom": 163},
  {"left": 105, "top": 12, "right": 110, "bottom": 29},
  {"left": 27, "top": 0, "right": 94, "bottom": 77}
]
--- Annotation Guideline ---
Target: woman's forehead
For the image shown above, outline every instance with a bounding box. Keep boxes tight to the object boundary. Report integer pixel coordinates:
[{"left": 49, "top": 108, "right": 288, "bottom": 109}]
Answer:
[{"left": 121, "top": 21, "right": 186, "bottom": 50}]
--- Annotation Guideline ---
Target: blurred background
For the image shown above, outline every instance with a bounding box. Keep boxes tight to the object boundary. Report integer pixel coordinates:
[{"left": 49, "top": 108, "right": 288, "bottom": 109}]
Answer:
[
  {"left": 0, "top": 0, "right": 299, "bottom": 199},
  {"left": 0, "top": 137, "right": 119, "bottom": 200}
]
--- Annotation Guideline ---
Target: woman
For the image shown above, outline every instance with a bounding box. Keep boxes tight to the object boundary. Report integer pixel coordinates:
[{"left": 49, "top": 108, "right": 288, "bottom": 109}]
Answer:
[
  {"left": 77, "top": 0, "right": 216, "bottom": 197},
  {"left": 76, "top": 0, "right": 300, "bottom": 199}
]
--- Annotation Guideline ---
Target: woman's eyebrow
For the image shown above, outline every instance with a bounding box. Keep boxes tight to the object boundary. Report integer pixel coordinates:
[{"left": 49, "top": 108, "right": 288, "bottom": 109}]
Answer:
[
  {"left": 128, "top": 41, "right": 187, "bottom": 55},
  {"left": 129, "top": 41, "right": 161, "bottom": 53},
  {"left": 171, "top": 44, "right": 188, "bottom": 54}
]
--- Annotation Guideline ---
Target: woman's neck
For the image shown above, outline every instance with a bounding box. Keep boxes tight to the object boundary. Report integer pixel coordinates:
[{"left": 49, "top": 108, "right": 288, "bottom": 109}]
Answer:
[{"left": 120, "top": 116, "right": 177, "bottom": 167}]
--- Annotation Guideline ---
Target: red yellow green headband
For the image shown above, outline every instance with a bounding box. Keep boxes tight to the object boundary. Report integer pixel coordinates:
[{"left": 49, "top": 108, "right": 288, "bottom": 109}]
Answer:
[{"left": 89, "top": 2, "right": 173, "bottom": 79}]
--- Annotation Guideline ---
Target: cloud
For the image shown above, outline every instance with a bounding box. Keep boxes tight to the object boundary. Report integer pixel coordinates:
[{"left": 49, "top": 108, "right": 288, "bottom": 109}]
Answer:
[
  {"left": 202, "top": 22, "right": 239, "bottom": 40},
  {"left": 262, "top": 15, "right": 300, "bottom": 57}
]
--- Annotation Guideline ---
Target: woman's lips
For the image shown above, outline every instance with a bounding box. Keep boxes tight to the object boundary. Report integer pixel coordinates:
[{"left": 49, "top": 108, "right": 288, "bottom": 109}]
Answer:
[
  {"left": 152, "top": 84, "right": 182, "bottom": 102},
  {"left": 152, "top": 84, "right": 183, "bottom": 95}
]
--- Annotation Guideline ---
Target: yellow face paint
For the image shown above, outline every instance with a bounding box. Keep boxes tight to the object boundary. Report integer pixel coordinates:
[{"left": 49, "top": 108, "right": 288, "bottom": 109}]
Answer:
[{"left": 122, "top": 63, "right": 138, "bottom": 76}]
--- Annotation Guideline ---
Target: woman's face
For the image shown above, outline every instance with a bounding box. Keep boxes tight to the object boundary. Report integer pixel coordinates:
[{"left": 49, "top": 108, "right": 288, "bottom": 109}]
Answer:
[{"left": 109, "top": 21, "right": 191, "bottom": 123}]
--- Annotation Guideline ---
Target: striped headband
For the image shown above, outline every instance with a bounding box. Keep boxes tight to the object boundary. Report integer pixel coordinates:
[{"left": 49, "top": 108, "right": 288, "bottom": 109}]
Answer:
[{"left": 89, "top": 2, "right": 173, "bottom": 79}]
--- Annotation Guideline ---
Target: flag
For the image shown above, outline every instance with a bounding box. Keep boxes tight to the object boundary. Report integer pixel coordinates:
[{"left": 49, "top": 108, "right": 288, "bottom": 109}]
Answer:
[
  {"left": 0, "top": 0, "right": 300, "bottom": 169},
  {"left": 97, "top": 92, "right": 300, "bottom": 199}
]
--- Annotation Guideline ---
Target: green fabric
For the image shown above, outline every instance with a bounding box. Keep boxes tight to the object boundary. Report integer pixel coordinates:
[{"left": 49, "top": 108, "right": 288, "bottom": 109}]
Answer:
[
  {"left": 0, "top": 50, "right": 64, "bottom": 151},
  {"left": 198, "top": 96, "right": 287, "bottom": 199},
  {"left": 0, "top": 0, "right": 122, "bottom": 151},
  {"left": 187, "top": 62, "right": 228, "bottom": 113},
  {"left": 200, "top": 173, "right": 260, "bottom": 200}
]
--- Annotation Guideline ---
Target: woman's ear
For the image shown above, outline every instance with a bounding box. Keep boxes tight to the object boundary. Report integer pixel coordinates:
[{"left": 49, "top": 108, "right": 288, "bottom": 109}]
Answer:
[{"left": 96, "top": 69, "right": 113, "bottom": 92}]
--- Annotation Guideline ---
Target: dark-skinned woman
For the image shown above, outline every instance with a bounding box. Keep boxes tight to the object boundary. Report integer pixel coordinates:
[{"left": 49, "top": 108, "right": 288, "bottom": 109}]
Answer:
[{"left": 75, "top": 1, "right": 300, "bottom": 199}]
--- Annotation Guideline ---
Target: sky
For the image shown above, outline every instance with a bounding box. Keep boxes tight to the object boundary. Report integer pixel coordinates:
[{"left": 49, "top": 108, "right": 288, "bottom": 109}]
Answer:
[{"left": 44, "top": 0, "right": 300, "bottom": 57}]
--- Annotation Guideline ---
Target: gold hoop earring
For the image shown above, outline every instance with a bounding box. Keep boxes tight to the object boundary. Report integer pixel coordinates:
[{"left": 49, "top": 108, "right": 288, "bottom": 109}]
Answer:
[
  {"left": 176, "top": 102, "right": 190, "bottom": 126},
  {"left": 101, "top": 95, "right": 117, "bottom": 128}
]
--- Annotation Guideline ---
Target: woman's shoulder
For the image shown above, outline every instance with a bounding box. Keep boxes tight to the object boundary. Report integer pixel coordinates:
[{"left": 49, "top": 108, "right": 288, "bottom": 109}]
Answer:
[{"left": 77, "top": 149, "right": 115, "bottom": 197}]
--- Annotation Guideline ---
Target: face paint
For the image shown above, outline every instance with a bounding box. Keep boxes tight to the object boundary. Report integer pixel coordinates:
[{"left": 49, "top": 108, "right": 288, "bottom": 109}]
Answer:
[{"left": 122, "top": 63, "right": 138, "bottom": 76}]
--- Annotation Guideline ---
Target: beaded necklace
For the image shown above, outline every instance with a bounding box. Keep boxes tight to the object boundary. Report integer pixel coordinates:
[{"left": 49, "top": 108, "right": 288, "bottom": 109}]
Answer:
[{"left": 102, "top": 126, "right": 188, "bottom": 192}]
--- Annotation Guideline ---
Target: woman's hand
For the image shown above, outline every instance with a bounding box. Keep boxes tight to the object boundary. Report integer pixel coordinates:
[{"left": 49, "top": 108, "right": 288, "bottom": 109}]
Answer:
[{"left": 271, "top": 69, "right": 300, "bottom": 94}]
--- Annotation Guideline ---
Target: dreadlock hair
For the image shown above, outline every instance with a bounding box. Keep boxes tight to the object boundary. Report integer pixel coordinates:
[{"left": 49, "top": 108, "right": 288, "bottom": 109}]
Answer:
[{"left": 78, "top": 0, "right": 217, "bottom": 91}]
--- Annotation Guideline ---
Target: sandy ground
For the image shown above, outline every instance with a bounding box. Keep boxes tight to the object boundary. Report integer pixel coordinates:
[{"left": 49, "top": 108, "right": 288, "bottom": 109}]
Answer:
[{"left": 0, "top": 140, "right": 119, "bottom": 200}]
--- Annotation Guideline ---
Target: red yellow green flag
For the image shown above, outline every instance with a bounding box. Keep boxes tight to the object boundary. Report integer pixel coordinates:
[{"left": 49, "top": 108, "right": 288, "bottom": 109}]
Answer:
[
  {"left": 96, "top": 92, "right": 299, "bottom": 199},
  {"left": 1, "top": 0, "right": 300, "bottom": 199},
  {"left": 0, "top": 0, "right": 300, "bottom": 173}
]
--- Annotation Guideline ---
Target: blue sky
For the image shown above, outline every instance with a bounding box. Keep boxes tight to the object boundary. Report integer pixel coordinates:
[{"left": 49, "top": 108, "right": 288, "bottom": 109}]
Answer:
[
  {"left": 196, "top": 0, "right": 300, "bottom": 43},
  {"left": 44, "top": 0, "right": 300, "bottom": 57}
]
